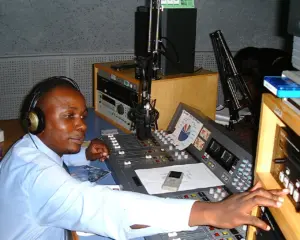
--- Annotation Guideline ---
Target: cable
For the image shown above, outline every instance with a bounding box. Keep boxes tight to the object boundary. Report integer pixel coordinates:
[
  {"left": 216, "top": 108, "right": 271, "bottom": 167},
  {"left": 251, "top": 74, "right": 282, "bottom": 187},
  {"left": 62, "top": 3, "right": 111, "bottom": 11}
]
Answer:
[{"left": 28, "top": 133, "right": 39, "bottom": 150}]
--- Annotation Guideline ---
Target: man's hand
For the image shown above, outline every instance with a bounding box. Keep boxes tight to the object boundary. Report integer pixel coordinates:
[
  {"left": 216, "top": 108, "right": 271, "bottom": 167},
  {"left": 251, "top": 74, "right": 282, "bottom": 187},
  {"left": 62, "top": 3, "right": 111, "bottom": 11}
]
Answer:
[
  {"left": 189, "top": 182, "right": 289, "bottom": 231},
  {"left": 85, "top": 138, "right": 110, "bottom": 161}
]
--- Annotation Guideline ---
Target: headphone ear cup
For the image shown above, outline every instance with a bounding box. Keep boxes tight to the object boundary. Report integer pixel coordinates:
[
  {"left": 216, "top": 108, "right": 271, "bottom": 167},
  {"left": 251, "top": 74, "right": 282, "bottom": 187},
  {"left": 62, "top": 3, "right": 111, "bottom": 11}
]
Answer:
[{"left": 27, "top": 107, "right": 45, "bottom": 135}]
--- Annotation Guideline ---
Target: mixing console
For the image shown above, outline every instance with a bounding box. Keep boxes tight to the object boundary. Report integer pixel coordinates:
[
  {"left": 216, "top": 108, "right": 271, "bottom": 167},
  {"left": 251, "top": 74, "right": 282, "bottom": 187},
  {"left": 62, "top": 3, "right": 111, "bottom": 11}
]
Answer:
[{"left": 103, "top": 103, "right": 253, "bottom": 240}]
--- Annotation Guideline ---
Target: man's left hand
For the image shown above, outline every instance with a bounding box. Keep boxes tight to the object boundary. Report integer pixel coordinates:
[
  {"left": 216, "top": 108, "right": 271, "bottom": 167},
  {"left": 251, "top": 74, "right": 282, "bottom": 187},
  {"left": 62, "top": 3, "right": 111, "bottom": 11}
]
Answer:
[{"left": 85, "top": 138, "right": 110, "bottom": 161}]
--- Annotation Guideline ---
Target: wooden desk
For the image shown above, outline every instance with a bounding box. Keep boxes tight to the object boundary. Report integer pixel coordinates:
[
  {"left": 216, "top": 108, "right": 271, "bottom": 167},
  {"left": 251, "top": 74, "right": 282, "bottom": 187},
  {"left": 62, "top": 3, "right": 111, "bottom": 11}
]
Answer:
[{"left": 0, "top": 119, "right": 24, "bottom": 154}]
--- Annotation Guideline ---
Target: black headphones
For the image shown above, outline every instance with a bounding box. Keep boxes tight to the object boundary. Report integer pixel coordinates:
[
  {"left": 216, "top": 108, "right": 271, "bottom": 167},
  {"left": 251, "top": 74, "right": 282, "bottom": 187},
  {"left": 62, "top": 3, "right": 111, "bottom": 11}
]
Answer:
[{"left": 23, "top": 76, "right": 80, "bottom": 135}]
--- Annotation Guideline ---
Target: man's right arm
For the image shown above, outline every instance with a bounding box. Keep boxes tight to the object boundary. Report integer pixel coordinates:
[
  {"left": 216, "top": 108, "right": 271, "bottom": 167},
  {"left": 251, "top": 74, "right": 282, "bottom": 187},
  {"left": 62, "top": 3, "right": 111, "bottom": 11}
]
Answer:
[{"left": 188, "top": 184, "right": 288, "bottom": 231}]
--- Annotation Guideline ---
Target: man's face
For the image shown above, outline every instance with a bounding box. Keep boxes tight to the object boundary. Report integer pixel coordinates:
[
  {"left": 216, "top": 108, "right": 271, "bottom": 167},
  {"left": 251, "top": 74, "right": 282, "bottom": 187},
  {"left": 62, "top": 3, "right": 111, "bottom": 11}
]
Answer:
[{"left": 37, "top": 86, "right": 88, "bottom": 156}]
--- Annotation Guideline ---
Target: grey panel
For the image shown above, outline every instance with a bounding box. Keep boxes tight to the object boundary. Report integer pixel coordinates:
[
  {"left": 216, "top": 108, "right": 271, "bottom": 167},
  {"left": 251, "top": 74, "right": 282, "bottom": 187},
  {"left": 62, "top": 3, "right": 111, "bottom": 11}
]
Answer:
[
  {"left": 31, "top": 57, "right": 69, "bottom": 85},
  {"left": 0, "top": 58, "right": 31, "bottom": 95},
  {"left": 0, "top": 0, "right": 286, "bottom": 55},
  {"left": 292, "top": 36, "right": 300, "bottom": 70},
  {"left": 0, "top": 54, "right": 135, "bottom": 120}
]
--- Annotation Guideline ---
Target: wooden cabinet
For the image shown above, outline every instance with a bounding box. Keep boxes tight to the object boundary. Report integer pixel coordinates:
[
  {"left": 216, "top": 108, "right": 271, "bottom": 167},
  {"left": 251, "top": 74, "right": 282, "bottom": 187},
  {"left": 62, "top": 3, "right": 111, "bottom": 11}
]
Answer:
[
  {"left": 93, "top": 62, "right": 219, "bottom": 132},
  {"left": 247, "top": 93, "right": 300, "bottom": 240}
]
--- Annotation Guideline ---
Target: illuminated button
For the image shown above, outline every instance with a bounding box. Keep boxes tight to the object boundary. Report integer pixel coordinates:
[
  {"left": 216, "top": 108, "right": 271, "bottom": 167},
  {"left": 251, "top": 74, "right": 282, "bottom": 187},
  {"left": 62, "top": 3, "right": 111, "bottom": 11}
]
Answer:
[
  {"left": 238, "top": 182, "right": 244, "bottom": 186},
  {"left": 213, "top": 193, "right": 219, "bottom": 199},
  {"left": 111, "top": 140, "right": 118, "bottom": 143},
  {"left": 168, "top": 232, "right": 177, "bottom": 237},
  {"left": 236, "top": 187, "right": 241, "bottom": 191},
  {"left": 242, "top": 225, "right": 247, "bottom": 231},
  {"left": 288, "top": 182, "right": 294, "bottom": 195},
  {"left": 221, "top": 192, "right": 227, "bottom": 198},
  {"left": 293, "top": 189, "right": 300, "bottom": 202},
  {"left": 283, "top": 176, "right": 289, "bottom": 188},
  {"left": 160, "top": 148, "right": 165, "bottom": 152},
  {"left": 222, "top": 231, "right": 229, "bottom": 235},
  {"left": 209, "top": 188, "right": 215, "bottom": 194},
  {"left": 177, "top": 155, "right": 182, "bottom": 160},
  {"left": 108, "top": 134, "right": 114, "bottom": 138},
  {"left": 296, "top": 181, "right": 300, "bottom": 188},
  {"left": 145, "top": 155, "right": 152, "bottom": 159},
  {"left": 124, "top": 161, "right": 131, "bottom": 165},
  {"left": 114, "top": 145, "right": 121, "bottom": 149},
  {"left": 242, "top": 159, "right": 249, "bottom": 163},
  {"left": 285, "top": 168, "right": 291, "bottom": 175},
  {"left": 233, "top": 178, "right": 239, "bottom": 182},
  {"left": 184, "top": 155, "right": 188, "bottom": 159},
  {"left": 175, "top": 151, "right": 179, "bottom": 156},
  {"left": 169, "top": 145, "right": 173, "bottom": 151},
  {"left": 232, "top": 182, "right": 237, "bottom": 186},
  {"left": 118, "top": 151, "right": 125, "bottom": 155}
]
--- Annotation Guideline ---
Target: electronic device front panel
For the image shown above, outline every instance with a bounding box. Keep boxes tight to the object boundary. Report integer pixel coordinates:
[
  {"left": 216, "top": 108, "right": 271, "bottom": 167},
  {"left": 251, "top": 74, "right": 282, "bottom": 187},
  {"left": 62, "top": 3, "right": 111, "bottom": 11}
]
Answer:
[
  {"left": 103, "top": 103, "right": 254, "bottom": 240},
  {"left": 97, "top": 70, "right": 139, "bottom": 131}
]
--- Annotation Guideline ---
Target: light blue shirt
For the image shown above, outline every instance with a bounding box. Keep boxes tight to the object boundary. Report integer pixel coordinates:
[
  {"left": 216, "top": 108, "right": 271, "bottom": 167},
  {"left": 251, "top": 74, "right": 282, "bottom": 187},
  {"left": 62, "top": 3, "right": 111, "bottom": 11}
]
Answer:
[{"left": 0, "top": 134, "right": 197, "bottom": 240}]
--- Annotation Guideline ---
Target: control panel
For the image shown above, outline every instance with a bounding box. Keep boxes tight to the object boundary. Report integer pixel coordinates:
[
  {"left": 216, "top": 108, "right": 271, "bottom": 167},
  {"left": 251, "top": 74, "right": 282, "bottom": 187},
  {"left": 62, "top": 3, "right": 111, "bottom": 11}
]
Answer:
[
  {"left": 271, "top": 126, "right": 300, "bottom": 211},
  {"left": 103, "top": 103, "right": 254, "bottom": 240}
]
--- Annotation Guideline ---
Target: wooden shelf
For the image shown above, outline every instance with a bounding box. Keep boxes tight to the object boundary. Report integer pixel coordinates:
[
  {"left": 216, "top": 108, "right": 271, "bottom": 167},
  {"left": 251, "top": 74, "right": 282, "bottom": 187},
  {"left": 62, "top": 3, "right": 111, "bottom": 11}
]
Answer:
[
  {"left": 262, "top": 94, "right": 300, "bottom": 136},
  {"left": 247, "top": 93, "right": 300, "bottom": 240}
]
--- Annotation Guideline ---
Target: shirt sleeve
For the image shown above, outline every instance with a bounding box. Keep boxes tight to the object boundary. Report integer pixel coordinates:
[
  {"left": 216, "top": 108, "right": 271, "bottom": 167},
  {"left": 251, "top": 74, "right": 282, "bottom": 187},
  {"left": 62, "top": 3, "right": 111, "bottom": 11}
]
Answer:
[
  {"left": 62, "top": 147, "right": 90, "bottom": 166},
  {"left": 27, "top": 159, "right": 197, "bottom": 240}
]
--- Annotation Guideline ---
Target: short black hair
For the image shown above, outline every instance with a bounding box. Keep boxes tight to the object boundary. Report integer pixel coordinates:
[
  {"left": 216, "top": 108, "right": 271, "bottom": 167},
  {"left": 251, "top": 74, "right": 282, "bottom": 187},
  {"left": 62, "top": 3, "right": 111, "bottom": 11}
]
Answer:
[{"left": 20, "top": 76, "right": 80, "bottom": 120}]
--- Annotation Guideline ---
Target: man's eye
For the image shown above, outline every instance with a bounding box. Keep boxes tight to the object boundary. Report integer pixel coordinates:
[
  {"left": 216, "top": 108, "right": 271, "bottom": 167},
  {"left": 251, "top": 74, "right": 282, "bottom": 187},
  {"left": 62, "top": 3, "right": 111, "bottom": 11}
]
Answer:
[{"left": 66, "top": 114, "right": 75, "bottom": 118}]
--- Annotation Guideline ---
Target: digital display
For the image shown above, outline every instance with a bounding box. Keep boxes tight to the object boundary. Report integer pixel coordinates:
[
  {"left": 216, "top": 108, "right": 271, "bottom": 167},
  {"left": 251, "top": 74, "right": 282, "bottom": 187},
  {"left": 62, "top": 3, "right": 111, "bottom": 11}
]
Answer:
[
  {"left": 102, "top": 94, "right": 115, "bottom": 106},
  {"left": 206, "top": 139, "right": 237, "bottom": 172},
  {"left": 169, "top": 171, "right": 182, "bottom": 179}
]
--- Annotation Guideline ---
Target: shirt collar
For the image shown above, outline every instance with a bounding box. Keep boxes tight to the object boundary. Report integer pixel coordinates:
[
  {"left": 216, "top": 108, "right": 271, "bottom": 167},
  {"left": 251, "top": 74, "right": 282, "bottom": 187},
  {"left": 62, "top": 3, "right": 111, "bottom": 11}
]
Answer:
[{"left": 27, "top": 133, "right": 63, "bottom": 166}]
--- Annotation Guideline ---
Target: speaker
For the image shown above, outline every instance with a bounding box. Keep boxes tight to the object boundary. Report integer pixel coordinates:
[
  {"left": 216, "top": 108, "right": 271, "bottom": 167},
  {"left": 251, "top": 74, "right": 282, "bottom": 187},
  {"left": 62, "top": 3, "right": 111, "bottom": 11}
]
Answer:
[
  {"left": 160, "top": 8, "right": 197, "bottom": 75},
  {"left": 134, "top": 6, "right": 151, "bottom": 58},
  {"left": 288, "top": 0, "right": 300, "bottom": 37},
  {"left": 134, "top": 7, "right": 197, "bottom": 76}
]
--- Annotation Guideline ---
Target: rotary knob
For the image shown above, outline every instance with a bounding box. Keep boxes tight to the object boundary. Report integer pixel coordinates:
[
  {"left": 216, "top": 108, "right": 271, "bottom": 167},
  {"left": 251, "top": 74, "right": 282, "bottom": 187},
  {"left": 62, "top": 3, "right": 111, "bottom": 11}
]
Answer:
[{"left": 117, "top": 104, "right": 125, "bottom": 115}]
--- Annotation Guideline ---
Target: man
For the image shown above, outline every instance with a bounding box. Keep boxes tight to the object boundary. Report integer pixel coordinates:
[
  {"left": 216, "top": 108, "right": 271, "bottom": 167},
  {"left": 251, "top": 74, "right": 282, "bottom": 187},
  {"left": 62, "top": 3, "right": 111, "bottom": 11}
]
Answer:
[{"left": 0, "top": 76, "right": 288, "bottom": 240}]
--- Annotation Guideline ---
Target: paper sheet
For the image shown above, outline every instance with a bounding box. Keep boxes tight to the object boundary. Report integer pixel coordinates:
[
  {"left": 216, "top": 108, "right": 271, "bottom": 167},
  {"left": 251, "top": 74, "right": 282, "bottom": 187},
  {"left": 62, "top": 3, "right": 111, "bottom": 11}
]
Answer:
[{"left": 135, "top": 163, "right": 224, "bottom": 195}]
